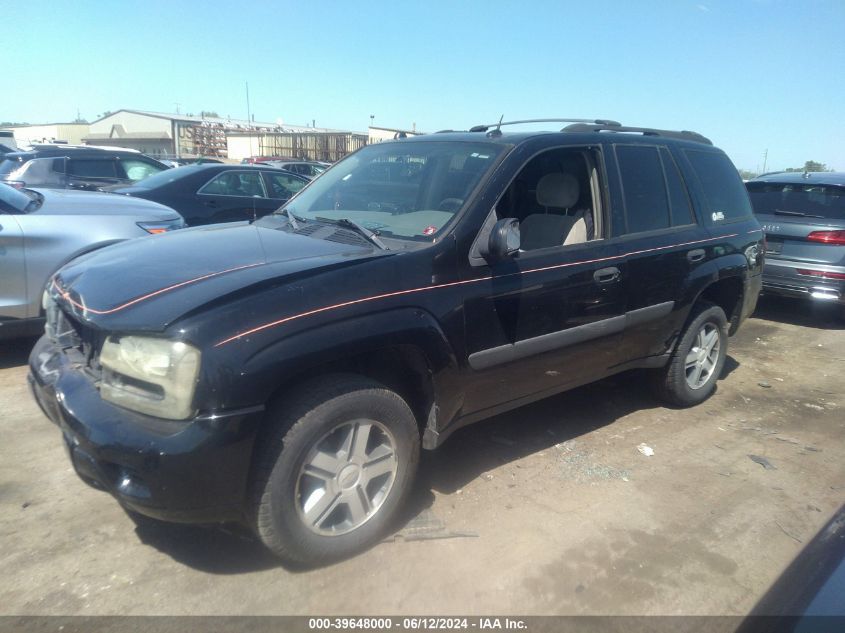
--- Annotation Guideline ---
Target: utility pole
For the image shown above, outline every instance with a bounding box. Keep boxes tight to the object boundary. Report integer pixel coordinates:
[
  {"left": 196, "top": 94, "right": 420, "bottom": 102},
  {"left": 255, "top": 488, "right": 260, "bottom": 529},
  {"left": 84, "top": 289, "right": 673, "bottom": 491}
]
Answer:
[
  {"left": 762, "top": 149, "right": 768, "bottom": 174},
  {"left": 245, "top": 82, "right": 254, "bottom": 157},
  {"left": 174, "top": 102, "right": 181, "bottom": 115}
]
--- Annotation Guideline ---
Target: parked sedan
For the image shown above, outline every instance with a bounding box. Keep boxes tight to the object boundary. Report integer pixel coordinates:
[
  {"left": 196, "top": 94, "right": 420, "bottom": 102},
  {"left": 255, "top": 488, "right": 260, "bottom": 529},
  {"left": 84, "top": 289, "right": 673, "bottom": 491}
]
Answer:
[
  {"left": 105, "top": 164, "right": 310, "bottom": 226},
  {"left": 0, "top": 183, "right": 184, "bottom": 338},
  {"left": 746, "top": 172, "right": 845, "bottom": 317}
]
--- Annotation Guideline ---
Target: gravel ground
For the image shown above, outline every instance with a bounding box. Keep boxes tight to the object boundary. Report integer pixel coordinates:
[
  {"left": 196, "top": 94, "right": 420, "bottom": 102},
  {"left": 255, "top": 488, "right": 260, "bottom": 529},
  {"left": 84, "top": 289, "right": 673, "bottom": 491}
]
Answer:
[{"left": 0, "top": 295, "right": 843, "bottom": 616}]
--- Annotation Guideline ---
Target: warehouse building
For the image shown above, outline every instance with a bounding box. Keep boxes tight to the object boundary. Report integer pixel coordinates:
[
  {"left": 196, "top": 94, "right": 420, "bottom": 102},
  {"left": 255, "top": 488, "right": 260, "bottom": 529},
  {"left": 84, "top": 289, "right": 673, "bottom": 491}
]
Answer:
[
  {"left": 226, "top": 129, "right": 368, "bottom": 162},
  {"left": 83, "top": 109, "right": 369, "bottom": 161},
  {"left": 5, "top": 122, "right": 90, "bottom": 146},
  {"left": 84, "top": 109, "right": 268, "bottom": 158}
]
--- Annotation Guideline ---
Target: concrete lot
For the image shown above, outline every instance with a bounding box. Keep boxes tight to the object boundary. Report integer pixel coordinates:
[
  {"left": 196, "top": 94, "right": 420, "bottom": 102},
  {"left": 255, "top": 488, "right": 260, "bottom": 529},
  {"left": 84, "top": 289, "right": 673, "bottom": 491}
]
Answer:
[{"left": 1, "top": 296, "right": 843, "bottom": 616}]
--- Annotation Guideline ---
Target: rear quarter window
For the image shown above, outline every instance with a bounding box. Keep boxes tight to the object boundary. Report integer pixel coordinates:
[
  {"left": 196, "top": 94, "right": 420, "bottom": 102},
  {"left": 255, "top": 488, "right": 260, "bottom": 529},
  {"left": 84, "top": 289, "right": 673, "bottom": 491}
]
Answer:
[{"left": 684, "top": 149, "right": 753, "bottom": 225}]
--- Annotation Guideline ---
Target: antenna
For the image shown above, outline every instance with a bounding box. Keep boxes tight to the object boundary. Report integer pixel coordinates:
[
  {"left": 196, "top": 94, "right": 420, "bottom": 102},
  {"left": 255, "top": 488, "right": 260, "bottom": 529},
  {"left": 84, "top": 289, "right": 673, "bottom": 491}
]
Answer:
[{"left": 486, "top": 115, "right": 505, "bottom": 138}]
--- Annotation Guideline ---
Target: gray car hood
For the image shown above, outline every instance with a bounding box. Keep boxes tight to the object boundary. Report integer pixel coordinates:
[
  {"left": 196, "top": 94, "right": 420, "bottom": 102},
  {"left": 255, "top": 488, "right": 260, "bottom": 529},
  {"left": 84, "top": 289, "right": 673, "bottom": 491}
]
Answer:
[{"left": 33, "top": 188, "right": 180, "bottom": 219}]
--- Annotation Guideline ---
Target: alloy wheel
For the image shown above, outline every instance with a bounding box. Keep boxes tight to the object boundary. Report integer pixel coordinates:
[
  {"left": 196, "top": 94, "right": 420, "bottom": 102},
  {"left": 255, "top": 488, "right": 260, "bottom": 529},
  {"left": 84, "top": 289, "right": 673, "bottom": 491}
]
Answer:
[
  {"left": 685, "top": 323, "right": 721, "bottom": 390},
  {"left": 295, "top": 419, "right": 398, "bottom": 536}
]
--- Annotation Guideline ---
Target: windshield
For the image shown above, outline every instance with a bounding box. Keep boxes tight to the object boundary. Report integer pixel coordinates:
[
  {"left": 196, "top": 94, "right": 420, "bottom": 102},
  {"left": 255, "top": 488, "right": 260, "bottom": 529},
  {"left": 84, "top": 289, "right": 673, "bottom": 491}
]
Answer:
[
  {"left": 0, "top": 182, "right": 36, "bottom": 212},
  {"left": 746, "top": 181, "right": 845, "bottom": 220},
  {"left": 280, "top": 141, "right": 504, "bottom": 240}
]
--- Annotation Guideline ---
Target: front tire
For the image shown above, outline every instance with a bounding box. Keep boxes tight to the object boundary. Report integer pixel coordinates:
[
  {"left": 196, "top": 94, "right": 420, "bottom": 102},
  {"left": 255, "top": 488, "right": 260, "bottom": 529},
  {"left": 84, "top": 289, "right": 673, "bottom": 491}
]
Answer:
[
  {"left": 652, "top": 302, "right": 728, "bottom": 407},
  {"left": 249, "top": 374, "right": 420, "bottom": 567}
]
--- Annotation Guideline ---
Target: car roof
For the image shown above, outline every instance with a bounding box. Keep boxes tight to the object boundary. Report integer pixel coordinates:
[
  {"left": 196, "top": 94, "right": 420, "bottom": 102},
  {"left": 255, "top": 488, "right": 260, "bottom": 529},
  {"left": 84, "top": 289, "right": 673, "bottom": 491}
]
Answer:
[
  {"left": 2, "top": 147, "right": 148, "bottom": 160},
  {"left": 388, "top": 128, "right": 716, "bottom": 151},
  {"left": 182, "top": 163, "right": 309, "bottom": 174},
  {"left": 748, "top": 172, "right": 845, "bottom": 186}
]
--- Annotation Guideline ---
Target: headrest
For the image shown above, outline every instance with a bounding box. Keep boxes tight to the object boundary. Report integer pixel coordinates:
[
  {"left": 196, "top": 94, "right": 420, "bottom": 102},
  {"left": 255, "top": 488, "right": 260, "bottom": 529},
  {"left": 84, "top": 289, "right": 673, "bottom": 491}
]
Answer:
[{"left": 536, "top": 173, "right": 579, "bottom": 209}]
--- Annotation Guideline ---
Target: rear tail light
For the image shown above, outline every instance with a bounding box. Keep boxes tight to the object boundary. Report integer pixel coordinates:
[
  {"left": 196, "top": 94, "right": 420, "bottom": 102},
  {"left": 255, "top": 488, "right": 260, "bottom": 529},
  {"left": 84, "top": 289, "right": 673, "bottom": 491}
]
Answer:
[
  {"left": 137, "top": 219, "right": 185, "bottom": 234},
  {"left": 796, "top": 269, "right": 845, "bottom": 280},
  {"left": 807, "top": 230, "right": 845, "bottom": 245},
  {"left": 1, "top": 180, "right": 25, "bottom": 189}
]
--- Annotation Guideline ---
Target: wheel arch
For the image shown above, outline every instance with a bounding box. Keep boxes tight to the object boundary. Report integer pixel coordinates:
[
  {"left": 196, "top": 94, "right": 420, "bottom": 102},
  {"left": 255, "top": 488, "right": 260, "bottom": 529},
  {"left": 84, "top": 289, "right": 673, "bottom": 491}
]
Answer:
[
  {"left": 241, "top": 308, "right": 461, "bottom": 446},
  {"left": 685, "top": 254, "right": 748, "bottom": 335}
]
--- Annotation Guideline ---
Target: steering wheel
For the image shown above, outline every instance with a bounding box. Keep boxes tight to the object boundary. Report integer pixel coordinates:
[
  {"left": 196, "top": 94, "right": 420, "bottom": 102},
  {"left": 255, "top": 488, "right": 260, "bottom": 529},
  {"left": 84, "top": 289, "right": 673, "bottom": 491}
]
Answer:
[{"left": 438, "top": 198, "right": 464, "bottom": 212}]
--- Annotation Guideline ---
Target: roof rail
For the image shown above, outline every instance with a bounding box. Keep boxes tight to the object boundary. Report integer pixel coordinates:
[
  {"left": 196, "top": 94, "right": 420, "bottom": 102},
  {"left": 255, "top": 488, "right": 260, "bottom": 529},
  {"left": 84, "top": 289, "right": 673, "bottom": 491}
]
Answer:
[
  {"left": 468, "top": 118, "right": 621, "bottom": 133},
  {"left": 562, "top": 123, "right": 712, "bottom": 146}
]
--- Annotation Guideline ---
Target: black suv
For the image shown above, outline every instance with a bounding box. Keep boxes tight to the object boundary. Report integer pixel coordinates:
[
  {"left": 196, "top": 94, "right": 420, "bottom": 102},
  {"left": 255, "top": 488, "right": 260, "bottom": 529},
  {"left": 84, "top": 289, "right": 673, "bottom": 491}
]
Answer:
[
  {"left": 28, "top": 120, "right": 763, "bottom": 566},
  {"left": 0, "top": 146, "right": 168, "bottom": 190}
]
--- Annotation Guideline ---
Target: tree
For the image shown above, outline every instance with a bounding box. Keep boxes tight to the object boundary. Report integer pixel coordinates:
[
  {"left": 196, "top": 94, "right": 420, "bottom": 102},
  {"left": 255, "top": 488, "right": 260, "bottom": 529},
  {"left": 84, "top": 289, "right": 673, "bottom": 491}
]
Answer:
[
  {"left": 738, "top": 169, "right": 759, "bottom": 180},
  {"left": 97, "top": 110, "right": 113, "bottom": 120},
  {"left": 785, "top": 160, "right": 832, "bottom": 173}
]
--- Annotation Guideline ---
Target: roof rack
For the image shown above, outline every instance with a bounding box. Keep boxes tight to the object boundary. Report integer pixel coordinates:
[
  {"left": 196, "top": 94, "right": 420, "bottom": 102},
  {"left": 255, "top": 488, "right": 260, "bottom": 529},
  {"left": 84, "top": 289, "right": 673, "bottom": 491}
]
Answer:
[
  {"left": 468, "top": 118, "right": 621, "bottom": 133},
  {"left": 562, "top": 123, "right": 712, "bottom": 145}
]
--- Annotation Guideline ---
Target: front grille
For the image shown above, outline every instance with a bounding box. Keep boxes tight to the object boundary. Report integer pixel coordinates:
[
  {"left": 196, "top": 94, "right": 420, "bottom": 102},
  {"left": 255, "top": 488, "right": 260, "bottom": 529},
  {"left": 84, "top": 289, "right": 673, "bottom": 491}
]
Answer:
[
  {"left": 45, "top": 300, "right": 81, "bottom": 348},
  {"left": 47, "top": 303, "right": 104, "bottom": 378}
]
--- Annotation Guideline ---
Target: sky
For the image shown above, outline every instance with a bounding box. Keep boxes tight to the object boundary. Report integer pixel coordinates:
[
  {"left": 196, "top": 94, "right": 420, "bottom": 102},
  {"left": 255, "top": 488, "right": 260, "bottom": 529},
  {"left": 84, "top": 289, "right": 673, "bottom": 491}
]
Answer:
[{"left": 3, "top": 0, "right": 844, "bottom": 172}]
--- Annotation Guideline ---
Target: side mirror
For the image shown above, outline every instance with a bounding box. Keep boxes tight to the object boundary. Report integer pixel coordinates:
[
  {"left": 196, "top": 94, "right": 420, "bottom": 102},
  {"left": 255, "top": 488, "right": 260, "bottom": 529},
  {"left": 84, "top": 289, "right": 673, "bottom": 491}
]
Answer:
[{"left": 482, "top": 218, "right": 520, "bottom": 262}]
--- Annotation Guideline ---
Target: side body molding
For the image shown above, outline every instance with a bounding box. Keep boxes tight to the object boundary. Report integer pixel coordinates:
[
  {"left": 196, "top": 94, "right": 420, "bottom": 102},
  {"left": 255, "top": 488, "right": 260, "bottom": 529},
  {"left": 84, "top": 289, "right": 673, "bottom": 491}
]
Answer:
[{"left": 468, "top": 301, "right": 674, "bottom": 371}]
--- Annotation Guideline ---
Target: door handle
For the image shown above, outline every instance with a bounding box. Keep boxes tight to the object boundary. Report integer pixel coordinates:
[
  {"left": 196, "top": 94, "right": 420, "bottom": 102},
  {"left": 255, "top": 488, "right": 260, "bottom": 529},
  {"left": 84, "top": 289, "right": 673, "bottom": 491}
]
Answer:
[
  {"left": 687, "top": 248, "right": 706, "bottom": 262},
  {"left": 593, "top": 267, "right": 620, "bottom": 284}
]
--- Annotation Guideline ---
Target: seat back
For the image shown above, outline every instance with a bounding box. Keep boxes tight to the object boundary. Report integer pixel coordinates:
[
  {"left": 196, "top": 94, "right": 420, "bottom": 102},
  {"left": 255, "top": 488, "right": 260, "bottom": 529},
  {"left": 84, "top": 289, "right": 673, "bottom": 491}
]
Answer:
[{"left": 520, "top": 172, "right": 581, "bottom": 250}]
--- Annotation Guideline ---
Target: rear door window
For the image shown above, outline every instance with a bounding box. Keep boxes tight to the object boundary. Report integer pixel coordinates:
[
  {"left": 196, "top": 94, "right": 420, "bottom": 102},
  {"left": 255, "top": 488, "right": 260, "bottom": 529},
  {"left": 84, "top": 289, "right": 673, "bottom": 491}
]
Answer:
[
  {"left": 199, "top": 171, "right": 266, "bottom": 197},
  {"left": 746, "top": 182, "right": 845, "bottom": 221},
  {"left": 264, "top": 172, "right": 307, "bottom": 199},
  {"left": 615, "top": 145, "right": 671, "bottom": 233},
  {"left": 684, "top": 150, "right": 753, "bottom": 225},
  {"left": 67, "top": 158, "right": 118, "bottom": 178},
  {"left": 660, "top": 148, "right": 694, "bottom": 226}
]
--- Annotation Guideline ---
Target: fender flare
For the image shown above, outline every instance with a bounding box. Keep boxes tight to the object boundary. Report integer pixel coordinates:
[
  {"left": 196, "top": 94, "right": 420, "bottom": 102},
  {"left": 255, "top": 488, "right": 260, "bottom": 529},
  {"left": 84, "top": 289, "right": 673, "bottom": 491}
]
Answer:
[
  {"left": 683, "top": 252, "right": 750, "bottom": 330},
  {"left": 233, "top": 307, "right": 462, "bottom": 421}
]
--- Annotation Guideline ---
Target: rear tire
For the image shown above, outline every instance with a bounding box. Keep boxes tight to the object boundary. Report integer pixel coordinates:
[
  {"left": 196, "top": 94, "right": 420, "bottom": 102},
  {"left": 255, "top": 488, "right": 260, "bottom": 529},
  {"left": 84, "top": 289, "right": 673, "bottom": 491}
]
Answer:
[
  {"left": 249, "top": 374, "right": 419, "bottom": 567},
  {"left": 652, "top": 302, "right": 728, "bottom": 407}
]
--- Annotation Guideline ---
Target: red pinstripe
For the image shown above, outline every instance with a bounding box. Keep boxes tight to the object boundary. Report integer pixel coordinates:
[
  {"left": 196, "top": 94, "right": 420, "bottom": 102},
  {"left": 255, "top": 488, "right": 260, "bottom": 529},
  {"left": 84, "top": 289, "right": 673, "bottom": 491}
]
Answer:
[
  {"left": 214, "top": 233, "right": 740, "bottom": 347},
  {"left": 53, "top": 262, "right": 264, "bottom": 316}
]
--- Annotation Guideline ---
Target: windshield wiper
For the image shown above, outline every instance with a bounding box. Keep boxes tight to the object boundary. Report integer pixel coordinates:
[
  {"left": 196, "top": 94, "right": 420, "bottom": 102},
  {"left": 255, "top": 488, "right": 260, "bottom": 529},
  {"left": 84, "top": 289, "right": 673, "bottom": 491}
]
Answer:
[
  {"left": 774, "top": 209, "right": 825, "bottom": 219},
  {"left": 275, "top": 207, "right": 307, "bottom": 229},
  {"left": 315, "top": 216, "right": 389, "bottom": 250}
]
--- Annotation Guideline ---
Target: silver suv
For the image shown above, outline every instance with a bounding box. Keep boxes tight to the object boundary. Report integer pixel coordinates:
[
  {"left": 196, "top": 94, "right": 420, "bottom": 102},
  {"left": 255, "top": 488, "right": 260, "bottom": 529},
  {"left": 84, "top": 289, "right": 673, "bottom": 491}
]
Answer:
[
  {"left": 0, "top": 183, "right": 184, "bottom": 338},
  {"left": 746, "top": 172, "right": 845, "bottom": 317}
]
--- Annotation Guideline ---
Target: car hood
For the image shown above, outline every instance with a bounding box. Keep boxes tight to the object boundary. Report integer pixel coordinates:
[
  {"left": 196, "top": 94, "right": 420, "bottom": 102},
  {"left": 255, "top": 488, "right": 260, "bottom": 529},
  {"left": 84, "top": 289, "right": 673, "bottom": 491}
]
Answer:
[
  {"left": 34, "top": 187, "right": 179, "bottom": 218},
  {"left": 51, "top": 222, "right": 383, "bottom": 332}
]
